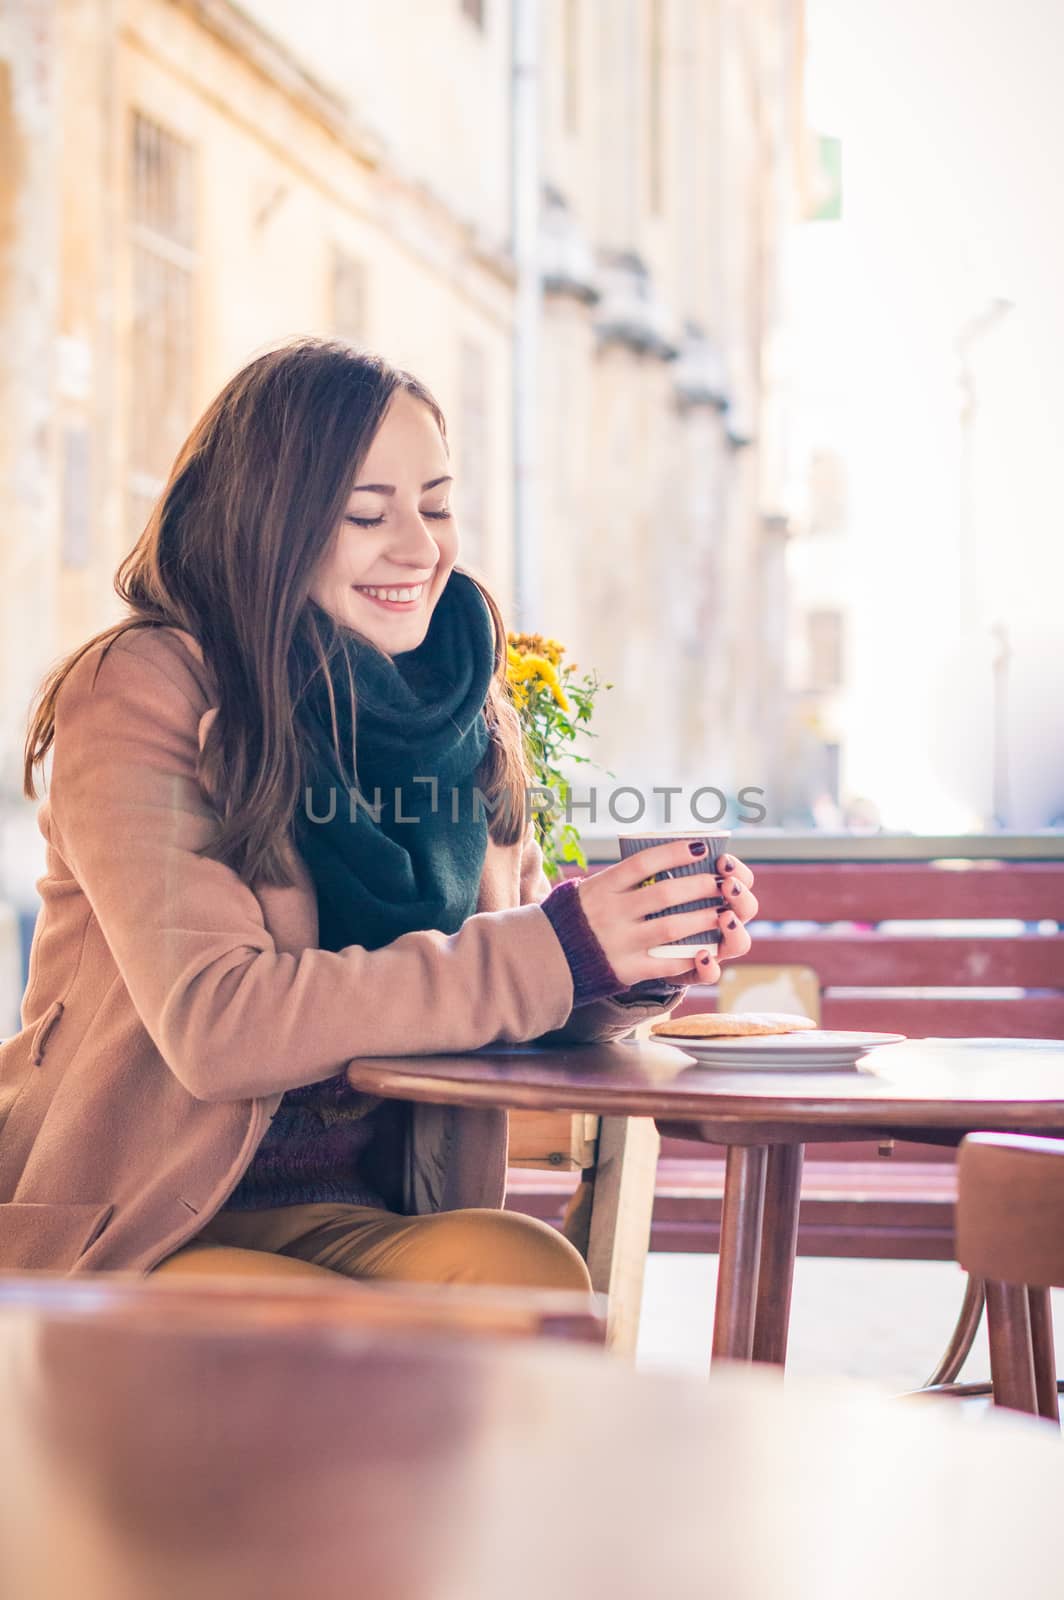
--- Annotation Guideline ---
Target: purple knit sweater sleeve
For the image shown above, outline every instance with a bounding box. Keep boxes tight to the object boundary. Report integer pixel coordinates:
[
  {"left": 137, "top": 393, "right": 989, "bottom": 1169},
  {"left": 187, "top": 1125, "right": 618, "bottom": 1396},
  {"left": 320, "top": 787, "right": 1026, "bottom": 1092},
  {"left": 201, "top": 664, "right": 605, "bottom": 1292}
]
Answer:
[{"left": 539, "top": 877, "right": 684, "bottom": 1009}]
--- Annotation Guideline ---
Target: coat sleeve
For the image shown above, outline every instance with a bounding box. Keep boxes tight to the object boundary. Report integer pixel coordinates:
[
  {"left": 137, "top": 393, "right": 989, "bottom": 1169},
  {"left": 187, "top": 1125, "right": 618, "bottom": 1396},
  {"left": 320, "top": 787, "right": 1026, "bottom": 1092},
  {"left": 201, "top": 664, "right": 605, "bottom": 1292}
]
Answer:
[
  {"left": 48, "top": 636, "right": 577, "bottom": 1103},
  {"left": 516, "top": 826, "right": 685, "bottom": 1046}
]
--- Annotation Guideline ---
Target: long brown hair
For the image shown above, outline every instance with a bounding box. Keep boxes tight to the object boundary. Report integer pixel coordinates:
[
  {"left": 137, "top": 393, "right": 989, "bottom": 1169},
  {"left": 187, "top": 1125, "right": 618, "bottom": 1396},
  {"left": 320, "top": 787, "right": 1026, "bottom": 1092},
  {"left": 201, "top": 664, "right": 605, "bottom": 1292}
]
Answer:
[{"left": 23, "top": 337, "right": 533, "bottom": 888}]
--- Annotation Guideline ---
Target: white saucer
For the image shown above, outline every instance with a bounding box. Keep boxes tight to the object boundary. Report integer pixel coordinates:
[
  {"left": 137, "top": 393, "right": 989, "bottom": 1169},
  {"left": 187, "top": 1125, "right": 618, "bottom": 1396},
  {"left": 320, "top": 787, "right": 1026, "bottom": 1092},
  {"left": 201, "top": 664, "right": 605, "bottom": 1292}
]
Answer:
[{"left": 648, "top": 1030, "right": 907, "bottom": 1071}]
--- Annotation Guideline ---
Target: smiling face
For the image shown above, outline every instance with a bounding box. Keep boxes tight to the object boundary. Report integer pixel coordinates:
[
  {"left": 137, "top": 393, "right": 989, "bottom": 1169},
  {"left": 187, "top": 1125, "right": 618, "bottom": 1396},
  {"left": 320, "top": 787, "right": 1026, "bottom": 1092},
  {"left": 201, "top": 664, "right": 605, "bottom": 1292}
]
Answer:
[{"left": 309, "top": 389, "right": 459, "bottom": 655}]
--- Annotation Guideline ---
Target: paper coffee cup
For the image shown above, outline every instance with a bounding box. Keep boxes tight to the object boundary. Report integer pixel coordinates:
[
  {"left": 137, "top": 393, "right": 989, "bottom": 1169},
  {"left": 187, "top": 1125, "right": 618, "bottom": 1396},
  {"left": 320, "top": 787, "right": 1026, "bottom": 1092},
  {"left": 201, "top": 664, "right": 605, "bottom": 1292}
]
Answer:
[{"left": 617, "top": 830, "right": 731, "bottom": 959}]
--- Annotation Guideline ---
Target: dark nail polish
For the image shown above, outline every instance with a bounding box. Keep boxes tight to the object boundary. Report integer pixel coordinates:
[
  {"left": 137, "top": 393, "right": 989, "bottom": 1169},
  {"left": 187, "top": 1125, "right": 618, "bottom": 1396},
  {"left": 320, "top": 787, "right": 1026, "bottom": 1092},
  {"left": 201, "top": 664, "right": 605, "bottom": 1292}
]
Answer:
[
  {"left": 699, "top": 954, "right": 713, "bottom": 967},
  {"left": 689, "top": 841, "right": 707, "bottom": 856},
  {"left": 727, "top": 917, "right": 738, "bottom": 929},
  {"left": 721, "top": 857, "right": 734, "bottom": 872},
  {"left": 731, "top": 882, "right": 742, "bottom": 896}
]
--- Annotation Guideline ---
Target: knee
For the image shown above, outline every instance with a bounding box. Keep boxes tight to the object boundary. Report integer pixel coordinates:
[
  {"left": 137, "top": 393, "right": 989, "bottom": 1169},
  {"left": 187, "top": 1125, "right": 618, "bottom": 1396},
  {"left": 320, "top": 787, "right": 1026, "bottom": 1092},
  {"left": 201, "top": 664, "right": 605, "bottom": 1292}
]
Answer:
[
  {"left": 430, "top": 1209, "right": 594, "bottom": 1293},
  {"left": 151, "top": 1240, "right": 338, "bottom": 1281}
]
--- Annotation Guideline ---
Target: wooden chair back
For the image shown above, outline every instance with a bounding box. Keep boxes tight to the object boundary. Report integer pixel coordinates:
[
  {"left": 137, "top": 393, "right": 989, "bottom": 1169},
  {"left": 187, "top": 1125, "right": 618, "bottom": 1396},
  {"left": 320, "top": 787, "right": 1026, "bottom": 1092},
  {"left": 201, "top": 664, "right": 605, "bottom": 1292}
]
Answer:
[{"left": 956, "top": 1132, "right": 1064, "bottom": 1419}]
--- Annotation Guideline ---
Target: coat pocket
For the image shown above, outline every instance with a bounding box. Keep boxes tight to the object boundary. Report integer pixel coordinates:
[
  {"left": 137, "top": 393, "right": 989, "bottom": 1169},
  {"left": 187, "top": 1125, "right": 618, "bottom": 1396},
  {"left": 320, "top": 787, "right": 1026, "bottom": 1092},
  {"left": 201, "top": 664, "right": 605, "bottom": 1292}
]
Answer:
[{"left": 0, "top": 1201, "right": 115, "bottom": 1271}]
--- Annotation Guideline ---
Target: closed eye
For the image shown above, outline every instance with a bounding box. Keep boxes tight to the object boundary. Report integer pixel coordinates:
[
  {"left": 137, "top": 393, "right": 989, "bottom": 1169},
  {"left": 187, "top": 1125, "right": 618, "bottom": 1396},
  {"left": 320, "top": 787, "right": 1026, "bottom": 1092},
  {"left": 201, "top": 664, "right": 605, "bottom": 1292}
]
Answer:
[{"left": 346, "top": 509, "right": 453, "bottom": 528}]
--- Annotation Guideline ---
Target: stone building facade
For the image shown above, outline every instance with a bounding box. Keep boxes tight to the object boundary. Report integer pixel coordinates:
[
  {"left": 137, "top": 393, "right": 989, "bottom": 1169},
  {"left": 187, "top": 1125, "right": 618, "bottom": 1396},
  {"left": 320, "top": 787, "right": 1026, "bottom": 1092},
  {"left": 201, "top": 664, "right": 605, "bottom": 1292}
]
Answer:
[{"left": 0, "top": 0, "right": 805, "bottom": 1023}]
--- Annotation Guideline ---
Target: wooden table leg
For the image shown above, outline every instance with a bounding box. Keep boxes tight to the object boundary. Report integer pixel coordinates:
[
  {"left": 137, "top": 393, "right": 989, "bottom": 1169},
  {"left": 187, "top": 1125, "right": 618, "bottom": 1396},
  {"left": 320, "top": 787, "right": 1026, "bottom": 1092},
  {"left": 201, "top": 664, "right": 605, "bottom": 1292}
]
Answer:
[
  {"left": 1027, "top": 1287, "right": 1060, "bottom": 1423},
  {"left": 751, "top": 1143, "right": 804, "bottom": 1368},
  {"left": 559, "top": 1170, "right": 594, "bottom": 1260},
  {"left": 711, "top": 1144, "right": 769, "bottom": 1366},
  {"left": 585, "top": 1115, "right": 661, "bottom": 1360},
  {"left": 985, "top": 1279, "right": 1038, "bottom": 1416}
]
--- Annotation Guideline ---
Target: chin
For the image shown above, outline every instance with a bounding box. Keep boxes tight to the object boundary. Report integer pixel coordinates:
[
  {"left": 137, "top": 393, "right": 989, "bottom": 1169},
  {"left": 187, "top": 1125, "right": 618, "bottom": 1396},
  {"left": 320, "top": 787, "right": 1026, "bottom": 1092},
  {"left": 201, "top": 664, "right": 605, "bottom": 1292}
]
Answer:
[{"left": 350, "top": 610, "right": 430, "bottom": 652}]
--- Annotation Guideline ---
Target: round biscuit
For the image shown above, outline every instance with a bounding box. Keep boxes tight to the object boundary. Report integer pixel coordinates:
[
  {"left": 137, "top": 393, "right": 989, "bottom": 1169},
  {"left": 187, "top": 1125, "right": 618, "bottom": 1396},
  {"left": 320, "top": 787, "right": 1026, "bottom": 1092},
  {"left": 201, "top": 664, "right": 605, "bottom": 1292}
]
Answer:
[{"left": 650, "top": 1011, "right": 818, "bottom": 1039}]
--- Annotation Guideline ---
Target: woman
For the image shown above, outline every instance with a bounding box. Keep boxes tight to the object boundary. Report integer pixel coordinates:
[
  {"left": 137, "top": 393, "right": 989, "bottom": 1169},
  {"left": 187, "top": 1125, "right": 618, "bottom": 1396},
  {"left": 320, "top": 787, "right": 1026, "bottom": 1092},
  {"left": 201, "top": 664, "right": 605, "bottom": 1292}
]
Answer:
[{"left": 0, "top": 338, "right": 758, "bottom": 1286}]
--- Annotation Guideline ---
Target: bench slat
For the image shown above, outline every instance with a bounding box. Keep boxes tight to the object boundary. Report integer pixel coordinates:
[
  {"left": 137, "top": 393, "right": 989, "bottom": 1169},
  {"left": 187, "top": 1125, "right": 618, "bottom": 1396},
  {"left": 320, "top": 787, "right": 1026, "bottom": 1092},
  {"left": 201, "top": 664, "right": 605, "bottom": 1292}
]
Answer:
[
  {"left": 819, "top": 994, "right": 1064, "bottom": 1036},
  {"left": 747, "top": 861, "right": 1064, "bottom": 921},
  {"left": 748, "top": 933, "right": 1064, "bottom": 987}
]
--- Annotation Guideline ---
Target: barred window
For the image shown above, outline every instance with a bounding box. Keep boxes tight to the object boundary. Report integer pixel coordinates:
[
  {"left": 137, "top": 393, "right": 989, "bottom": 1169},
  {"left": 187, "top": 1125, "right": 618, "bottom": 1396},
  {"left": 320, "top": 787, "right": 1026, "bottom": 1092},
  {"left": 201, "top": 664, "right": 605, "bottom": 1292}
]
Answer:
[{"left": 128, "top": 111, "right": 197, "bottom": 542}]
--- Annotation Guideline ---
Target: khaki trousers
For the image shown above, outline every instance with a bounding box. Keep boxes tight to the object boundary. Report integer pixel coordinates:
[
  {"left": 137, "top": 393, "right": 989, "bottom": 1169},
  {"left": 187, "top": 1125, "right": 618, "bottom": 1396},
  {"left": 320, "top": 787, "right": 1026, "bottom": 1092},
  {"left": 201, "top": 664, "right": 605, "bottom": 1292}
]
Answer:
[{"left": 152, "top": 1201, "right": 593, "bottom": 1294}]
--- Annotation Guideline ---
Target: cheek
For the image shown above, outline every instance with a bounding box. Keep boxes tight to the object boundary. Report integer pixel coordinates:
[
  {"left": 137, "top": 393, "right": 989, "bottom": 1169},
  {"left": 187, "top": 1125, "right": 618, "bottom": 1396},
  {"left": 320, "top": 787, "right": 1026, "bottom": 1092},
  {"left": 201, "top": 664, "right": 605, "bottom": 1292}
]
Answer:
[
  {"left": 312, "top": 536, "right": 349, "bottom": 590},
  {"left": 435, "top": 546, "right": 460, "bottom": 596},
  {"left": 334, "top": 533, "right": 378, "bottom": 587},
  {"left": 438, "top": 521, "right": 460, "bottom": 569}
]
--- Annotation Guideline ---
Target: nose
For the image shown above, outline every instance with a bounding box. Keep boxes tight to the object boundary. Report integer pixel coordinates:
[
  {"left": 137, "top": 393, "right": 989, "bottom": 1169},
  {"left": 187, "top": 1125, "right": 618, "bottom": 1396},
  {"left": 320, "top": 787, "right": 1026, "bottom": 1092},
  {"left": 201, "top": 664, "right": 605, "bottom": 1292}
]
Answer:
[{"left": 390, "top": 509, "right": 443, "bottom": 577}]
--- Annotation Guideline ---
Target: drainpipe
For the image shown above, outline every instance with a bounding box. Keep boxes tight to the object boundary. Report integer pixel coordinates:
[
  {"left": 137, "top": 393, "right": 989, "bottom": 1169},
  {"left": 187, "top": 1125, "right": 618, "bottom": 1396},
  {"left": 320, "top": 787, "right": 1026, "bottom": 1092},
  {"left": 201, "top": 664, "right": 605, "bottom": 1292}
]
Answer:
[{"left": 510, "top": 0, "right": 542, "bottom": 629}]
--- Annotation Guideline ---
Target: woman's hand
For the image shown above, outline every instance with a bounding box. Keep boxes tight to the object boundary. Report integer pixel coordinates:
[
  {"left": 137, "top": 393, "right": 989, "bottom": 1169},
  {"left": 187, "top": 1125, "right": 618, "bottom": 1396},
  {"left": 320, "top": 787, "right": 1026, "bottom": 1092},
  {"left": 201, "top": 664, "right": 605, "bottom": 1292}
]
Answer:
[
  {"left": 575, "top": 840, "right": 758, "bottom": 991},
  {"left": 667, "top": 851, "right": 757, "bottom": 987}
]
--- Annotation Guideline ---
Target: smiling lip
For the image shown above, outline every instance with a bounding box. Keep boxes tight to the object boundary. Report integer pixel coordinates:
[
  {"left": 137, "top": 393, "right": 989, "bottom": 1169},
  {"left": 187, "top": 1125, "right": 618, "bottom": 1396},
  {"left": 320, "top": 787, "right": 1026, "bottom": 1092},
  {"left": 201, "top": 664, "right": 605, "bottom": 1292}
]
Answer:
[{"left": 353, "top": 585, "right": 426, "bottom": 613}]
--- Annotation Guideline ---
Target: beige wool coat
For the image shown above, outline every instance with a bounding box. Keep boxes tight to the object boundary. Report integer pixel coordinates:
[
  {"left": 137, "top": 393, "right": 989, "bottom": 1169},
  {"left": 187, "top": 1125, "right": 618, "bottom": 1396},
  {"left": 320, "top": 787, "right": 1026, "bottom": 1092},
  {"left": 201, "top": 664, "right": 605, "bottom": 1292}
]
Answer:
[{"left": 0, "top": 626, "right": 681, "bottom": 1275}]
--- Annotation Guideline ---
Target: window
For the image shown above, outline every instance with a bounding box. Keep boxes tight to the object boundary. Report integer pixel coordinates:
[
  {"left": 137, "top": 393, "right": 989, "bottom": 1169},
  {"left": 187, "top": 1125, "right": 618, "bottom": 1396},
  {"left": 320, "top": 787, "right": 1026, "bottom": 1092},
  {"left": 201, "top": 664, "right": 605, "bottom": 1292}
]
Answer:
[
  {"left": 331, "top": 248, "right": 367, "bottom": 343},
  {"left": 128, "top": 111, "right": 197, "bottom": 542},
  {"left": 807, "top": 609, "right": 845, "bottom": 693},
  {"left": 458, "top": 339, "right": 488, "bottom": 567}
]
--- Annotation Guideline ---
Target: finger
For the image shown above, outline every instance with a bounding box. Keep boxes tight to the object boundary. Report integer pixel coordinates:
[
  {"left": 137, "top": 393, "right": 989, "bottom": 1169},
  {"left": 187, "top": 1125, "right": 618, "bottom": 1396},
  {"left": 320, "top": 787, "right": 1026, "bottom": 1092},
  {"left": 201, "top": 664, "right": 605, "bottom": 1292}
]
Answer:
[
  {"left": 644, "top": 955, "right": 705, "bottom": 982},
  {"left": 675, "top": 945, "right": 721, "bottom": 985},
  {"left": 716, "top": 912, "right": 752, "bottom": 962},
  {"left": 633, "top": 936, "right": 718, "bottom": 985},
  {"left": 716, "top": 852, "right": 755, "bottom": 890},
  {"left": 614, "top": 837, "right": 714, "bottom": 891},
  {"left": 632, "top": 869, "right": 727, "bottom": 918},
  {"left": 719, "top": 876, "right": 759, "bottom": 923},
  {"left": 642, "top": 950, "right": 715, "bottom": 988},
  {"left": 695, "top": 950, "right": 721, "bottom": 984},
  {"left": 641, "top": 907, "right": 722, "bottom": 952}
]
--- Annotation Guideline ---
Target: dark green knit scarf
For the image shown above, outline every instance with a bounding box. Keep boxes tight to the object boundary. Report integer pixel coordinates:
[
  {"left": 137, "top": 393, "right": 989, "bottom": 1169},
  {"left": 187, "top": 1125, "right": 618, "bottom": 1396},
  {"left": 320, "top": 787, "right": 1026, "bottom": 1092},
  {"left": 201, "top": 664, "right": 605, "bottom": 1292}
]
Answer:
[{"left": 292, "top": 569, "right": 497, "bottom": 955}]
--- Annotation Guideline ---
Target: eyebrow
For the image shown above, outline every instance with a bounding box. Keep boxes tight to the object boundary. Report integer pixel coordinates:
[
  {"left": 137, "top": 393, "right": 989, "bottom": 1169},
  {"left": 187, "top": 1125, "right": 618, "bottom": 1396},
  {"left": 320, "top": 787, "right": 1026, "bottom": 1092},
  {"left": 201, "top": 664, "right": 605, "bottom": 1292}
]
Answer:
[{"left": 350, "top": 475, "right": 453, "bottom": 496}]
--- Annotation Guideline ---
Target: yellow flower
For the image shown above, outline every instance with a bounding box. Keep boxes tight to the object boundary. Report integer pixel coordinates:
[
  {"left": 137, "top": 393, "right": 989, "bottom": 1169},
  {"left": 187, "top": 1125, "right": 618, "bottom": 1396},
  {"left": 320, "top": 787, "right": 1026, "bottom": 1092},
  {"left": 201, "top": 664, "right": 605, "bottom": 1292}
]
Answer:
[
  {"left": 507, "top": 630, "right": 566, "bottom": 669},
  {"left": 540, "top": 664, "right": 570, "bottom": 712},
  {"left": 505, "top": 648, "right": 571, "bottom": 712}
]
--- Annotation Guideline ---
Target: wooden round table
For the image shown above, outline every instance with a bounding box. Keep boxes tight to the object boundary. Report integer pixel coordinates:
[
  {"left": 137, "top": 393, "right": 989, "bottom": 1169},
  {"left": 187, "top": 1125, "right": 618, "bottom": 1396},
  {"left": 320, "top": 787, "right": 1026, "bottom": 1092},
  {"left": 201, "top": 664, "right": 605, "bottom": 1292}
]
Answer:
[
  {"left": 346, "top": 1037, "right": 1064, "bottom": 1368},
  {"left": 2, "top": 1279, "right": 1062, "bottom": 1598}
]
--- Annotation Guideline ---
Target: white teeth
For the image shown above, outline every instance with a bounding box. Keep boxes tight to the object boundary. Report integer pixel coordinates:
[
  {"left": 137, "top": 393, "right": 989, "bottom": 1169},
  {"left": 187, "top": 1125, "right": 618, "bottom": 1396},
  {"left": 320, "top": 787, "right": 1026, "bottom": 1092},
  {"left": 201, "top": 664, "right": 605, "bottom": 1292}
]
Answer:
[{"left": 356, "top": 584, "right": 423, "bottom": 603}]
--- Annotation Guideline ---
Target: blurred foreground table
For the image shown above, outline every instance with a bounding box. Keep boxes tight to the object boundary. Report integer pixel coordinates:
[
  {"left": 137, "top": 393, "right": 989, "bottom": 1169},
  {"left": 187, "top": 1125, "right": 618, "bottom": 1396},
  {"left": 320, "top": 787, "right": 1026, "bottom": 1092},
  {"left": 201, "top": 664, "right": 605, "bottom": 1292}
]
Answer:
[{"left": 1, "top": 1277, "right": 1063, "bottom": 1600}]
